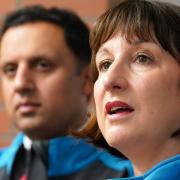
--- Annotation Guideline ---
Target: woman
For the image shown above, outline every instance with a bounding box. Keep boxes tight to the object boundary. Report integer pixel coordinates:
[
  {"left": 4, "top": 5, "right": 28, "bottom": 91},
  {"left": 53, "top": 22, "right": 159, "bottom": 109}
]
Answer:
[{"left": 76, "top": 0, "right": 180, "bottom": 179}]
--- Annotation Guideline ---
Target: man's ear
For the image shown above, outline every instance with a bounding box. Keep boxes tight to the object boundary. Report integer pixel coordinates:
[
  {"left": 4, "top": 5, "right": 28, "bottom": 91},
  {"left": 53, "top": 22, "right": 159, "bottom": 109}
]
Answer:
[{"left": 81, "top": 65, "right": 93, "bottom": 101}]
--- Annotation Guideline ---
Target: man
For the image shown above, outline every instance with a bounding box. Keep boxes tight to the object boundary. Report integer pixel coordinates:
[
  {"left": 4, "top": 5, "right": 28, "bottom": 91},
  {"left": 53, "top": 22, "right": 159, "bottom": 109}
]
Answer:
[{"left": 0, "top": 6, "right": 132, "bottom": 180}]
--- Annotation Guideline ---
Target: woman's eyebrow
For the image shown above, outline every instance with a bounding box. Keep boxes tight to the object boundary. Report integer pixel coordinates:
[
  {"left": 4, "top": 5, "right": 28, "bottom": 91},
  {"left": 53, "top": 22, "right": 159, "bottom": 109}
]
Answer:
[{"left": 96, "top": 48, "right": 111, "bottom": 58}]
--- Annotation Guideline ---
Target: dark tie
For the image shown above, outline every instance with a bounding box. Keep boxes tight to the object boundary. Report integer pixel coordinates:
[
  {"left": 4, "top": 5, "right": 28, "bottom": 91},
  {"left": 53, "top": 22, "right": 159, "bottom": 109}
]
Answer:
[
  {"left": 19, "top": 148, "right": 31, "bottom": 180},
  {"left": 11, "top": 141, "right": 48, "bottom": 180}
]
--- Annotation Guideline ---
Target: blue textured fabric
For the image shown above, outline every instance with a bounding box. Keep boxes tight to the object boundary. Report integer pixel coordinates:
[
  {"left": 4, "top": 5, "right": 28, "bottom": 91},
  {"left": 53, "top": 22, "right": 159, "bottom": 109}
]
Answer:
[
  {"left": 109, "top": 155, "right": 180, "bottom": 180},
  {"left": 0, "top": 133, "right": 23, "bottom": 175},
  {"left": 48, "top": 136, "right": 133, "bottom": 176},
  {"left": 0, "top": 133, "right": 133, "bottom": 178}
]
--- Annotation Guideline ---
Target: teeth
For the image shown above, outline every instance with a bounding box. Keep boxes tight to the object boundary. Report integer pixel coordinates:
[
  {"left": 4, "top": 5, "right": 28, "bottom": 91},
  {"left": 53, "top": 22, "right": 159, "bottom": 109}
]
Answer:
[
  {"left": 109, "top": 106, "right": 130, "bottom": 114},
  {"left": 109, "top": 107, "right": 121, "bottom": 114},
  {"left": 111, "top": 107, "right": 121, "bottom": 112}
]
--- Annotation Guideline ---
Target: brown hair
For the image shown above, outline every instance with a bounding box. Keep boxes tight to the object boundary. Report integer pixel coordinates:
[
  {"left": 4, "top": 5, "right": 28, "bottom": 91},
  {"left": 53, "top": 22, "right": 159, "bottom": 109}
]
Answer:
[{"left": 75, "top": 0, "right": 180, "bottom": 154}]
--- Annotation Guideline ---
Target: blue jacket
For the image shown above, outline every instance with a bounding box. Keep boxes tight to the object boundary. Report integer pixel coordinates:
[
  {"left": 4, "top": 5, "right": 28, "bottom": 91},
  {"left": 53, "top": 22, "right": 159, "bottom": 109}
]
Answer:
[
  {"left": 0, "top": 133, "right": 133, "bottom": 179},
  {"left": 109, "top": 155, "right": 180, "bottom": 180}
]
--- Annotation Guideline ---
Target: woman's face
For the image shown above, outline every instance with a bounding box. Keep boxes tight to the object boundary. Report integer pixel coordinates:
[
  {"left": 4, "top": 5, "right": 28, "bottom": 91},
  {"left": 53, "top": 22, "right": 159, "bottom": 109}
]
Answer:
[{"left": 94, "top": 33, "right": 180, "bottom": 157}]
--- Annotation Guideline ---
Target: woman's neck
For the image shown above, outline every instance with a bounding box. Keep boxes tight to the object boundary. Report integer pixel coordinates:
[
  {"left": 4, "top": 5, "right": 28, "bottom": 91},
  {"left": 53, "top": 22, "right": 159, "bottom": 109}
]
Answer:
[{"left": 130, "top": 138, "right": 180, "bottom": 176}]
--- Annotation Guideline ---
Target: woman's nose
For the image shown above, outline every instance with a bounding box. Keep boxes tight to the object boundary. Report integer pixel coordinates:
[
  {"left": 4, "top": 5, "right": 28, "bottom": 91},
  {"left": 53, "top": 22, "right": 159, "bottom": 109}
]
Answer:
[{"left": 102, "top": 62, "right": 128, "bottom": 92}]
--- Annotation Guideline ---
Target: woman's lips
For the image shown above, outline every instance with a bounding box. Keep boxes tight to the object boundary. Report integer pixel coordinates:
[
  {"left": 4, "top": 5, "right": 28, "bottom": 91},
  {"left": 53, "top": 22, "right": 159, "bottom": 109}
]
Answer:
[{"left": 105, "top": 101, "right": 134, "bottom": 121}]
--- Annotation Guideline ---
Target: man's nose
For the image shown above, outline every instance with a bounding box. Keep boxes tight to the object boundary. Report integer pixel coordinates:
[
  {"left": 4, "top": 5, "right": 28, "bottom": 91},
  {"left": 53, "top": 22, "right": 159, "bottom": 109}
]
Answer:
[{"left": 14, "top": 64, "right": 34, "bottom": 93}]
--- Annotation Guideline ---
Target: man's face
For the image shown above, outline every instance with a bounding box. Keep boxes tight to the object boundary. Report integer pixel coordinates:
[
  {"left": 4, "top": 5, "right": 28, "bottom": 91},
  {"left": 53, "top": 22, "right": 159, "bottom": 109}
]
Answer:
[{"left": 0, "top": 22, "right": 89, "bottom": 139}]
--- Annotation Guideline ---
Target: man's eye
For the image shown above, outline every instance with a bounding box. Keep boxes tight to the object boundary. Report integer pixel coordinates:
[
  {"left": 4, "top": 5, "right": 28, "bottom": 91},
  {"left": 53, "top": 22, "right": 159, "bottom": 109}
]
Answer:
[
  {"left": 2, "top": 64, "right": 17, "bottom": 77},
  {"left": 36, "top": 59, "right": 51, "bottom": 70},
  {"left": 98, "top": 60, "right": 112, "bottom": 72}
]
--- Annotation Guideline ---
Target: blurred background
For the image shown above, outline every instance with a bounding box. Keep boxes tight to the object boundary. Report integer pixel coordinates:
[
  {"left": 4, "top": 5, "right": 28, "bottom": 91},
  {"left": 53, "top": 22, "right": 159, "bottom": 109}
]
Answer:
[{"left": 0, "top": 0, "right": 180, "bottom": 147}]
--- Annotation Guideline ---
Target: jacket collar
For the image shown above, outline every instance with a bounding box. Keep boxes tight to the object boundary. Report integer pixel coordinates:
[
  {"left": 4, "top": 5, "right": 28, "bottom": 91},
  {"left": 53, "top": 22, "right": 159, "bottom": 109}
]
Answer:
[
  {"left": 48, "top": 135, "right": 102, "bottom": 176},
  {"left": 0, "top": 133, "right": 24, "bottom": 174}
]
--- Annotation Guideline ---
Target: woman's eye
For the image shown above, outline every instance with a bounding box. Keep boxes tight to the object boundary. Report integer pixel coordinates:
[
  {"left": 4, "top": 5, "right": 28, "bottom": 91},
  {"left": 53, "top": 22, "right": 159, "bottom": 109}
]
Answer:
[
  {"left": 134, "top": 54, "right": 153, "bottom": 64},
  {"left": 98, "top": 60, "right": 112, "bottom": 72}
]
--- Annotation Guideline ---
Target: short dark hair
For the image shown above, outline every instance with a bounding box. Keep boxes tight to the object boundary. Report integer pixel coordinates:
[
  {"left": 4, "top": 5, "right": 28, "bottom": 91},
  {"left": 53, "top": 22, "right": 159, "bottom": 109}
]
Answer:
[{"left": 1, "top": 5, "right": 91, "bottom": 70}]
